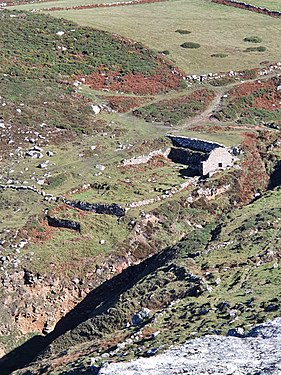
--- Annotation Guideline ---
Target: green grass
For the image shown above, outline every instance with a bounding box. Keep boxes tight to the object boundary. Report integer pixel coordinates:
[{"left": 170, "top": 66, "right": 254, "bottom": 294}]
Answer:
[
  {"left": 133, "top": 89, "right": 214, "bottom": 125},
  {"left": 9, "top": 0, "right": 122, "bottom": 9},
  {"left": 0, "top": 11, "right": 159, "bottom": 80},
  {"left": 30, "top": 188, "right": 281, "bottom": 373},
  {"left": 24, "top": 213, "right": 130, "bottom": 277},
  {"left": 27, "top": 0, "right": 281, "bottom": 74}
]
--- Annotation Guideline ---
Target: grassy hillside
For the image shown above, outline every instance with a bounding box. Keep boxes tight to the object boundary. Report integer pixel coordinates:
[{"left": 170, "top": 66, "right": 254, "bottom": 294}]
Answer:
[
  {"left": 9, "top": 187, "right": 281, "bottom": 374},
  {"left": 27, "top": 0, "right": 281, "bottom": 74},
  {"left": 0, "top": 6, "right": 280, "bottom": 375}
]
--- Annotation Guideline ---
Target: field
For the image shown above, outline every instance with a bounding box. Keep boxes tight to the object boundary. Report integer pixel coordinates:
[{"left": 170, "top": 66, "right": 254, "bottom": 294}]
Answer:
[
  {"left": 12, "top": 0, "right": 280, "bottom": 74},
  {"left": 246, "top": 0, "right": 281, "bottom": 11},
  {"left": 7, "top": 0, "right": 119, "bottom": 6}
]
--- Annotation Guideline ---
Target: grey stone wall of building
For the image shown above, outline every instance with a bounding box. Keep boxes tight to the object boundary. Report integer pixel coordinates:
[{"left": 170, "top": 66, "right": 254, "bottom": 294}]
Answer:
[
  {"left": 201, "top": 148, "right": 233, "bottom": 176},
  {"left": 168, "top": 136, "right": 223, "bottom": 153}
]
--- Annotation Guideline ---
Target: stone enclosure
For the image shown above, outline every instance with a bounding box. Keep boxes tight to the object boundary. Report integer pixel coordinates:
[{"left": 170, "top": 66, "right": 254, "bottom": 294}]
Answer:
[{"left": 168, "top": 136, "right": 234, "bottom": 176}]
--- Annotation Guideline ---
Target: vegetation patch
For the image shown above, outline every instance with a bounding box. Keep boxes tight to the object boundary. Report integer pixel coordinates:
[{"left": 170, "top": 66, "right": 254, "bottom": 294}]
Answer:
[
  {"left": 0, "top": 11, "right": 183, "bottom": 95},
  {"left": 180, "top": 42, "right": 201, "bottom": 49},
  {"left": 160, "top": 50, "right": 170, "bottom": 55},
  {"left": 244, "top": 46, "right": 267, "bottom": 52},
  {"left": 133, "top": 89, "right": 215, "bottom": 125},
  {"left": 213, "top": 77, "right": 281, "bottom": 123},
  {"left": 175, "top": 29, "right": 191, "bottom": 35},
  {"left": 243, "top": 36, "right": 263, "bottom": 43},
  {"left": 211, "top": 53, "right": 228, "bottom": 58},
  {"left": 104, "top": 96, "right": 150, "bottom": 112}
]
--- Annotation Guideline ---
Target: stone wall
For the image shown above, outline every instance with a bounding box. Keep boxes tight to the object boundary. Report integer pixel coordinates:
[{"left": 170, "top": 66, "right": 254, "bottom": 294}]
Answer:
[
  {"left": 0, "top": 184, "right": 125, "bottom": 217},
  {"left": 168, "top": 136, "right": 223, "bottom": 153},
  {"left": 47, "top": 216, "right": 81, "bottom": 232},
  {"left": 64, "top": 200, "right": 125, "bottom": 217},
  {"left": 201, "top": 147, "right": 234, "bottom": 176},
  {"left": 212, "top": 0, "right": 281, "bottom": 18},
  {"left": 121, "top": 148, "right": 171, "bottom": 167}
]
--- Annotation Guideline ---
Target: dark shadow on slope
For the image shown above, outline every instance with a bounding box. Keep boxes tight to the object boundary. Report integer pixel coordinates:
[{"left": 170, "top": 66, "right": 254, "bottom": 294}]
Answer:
[
  {"left": 0, "top": 245, "right": 176, "bottom": 374},
  {"left": 268, "top": 161, "right": 281, "bottom": 189},
  {"left": 179, "top": 167, "right": 200, "bottom": 178}
]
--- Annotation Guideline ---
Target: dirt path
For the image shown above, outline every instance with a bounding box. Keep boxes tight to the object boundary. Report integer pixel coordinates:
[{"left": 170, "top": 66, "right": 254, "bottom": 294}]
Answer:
[{"left": 172, "top": 72, "right": 279, "bottom": 133}]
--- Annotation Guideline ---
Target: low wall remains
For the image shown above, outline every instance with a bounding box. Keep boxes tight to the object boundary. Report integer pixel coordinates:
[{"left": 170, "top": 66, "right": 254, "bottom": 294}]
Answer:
[
  {"left": 64, "top": 200, "right": 125, "bottom": 217},
  {"left": 47, "top": 216, "right": 81, "bottom": 232},
  {"left": 121, "top": 148, "right": 171, "bottom": 167}
]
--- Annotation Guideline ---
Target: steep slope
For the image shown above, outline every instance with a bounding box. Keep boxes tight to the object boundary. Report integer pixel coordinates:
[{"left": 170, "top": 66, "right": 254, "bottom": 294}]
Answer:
[{"left": 9, "top": 187, "right": 281, "bottom": 374}]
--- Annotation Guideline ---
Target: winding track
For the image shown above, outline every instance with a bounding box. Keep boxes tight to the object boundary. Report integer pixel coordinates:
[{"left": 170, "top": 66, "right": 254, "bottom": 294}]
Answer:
[{"left": 172, "top": 72, "right": 280, "bottom": 132}]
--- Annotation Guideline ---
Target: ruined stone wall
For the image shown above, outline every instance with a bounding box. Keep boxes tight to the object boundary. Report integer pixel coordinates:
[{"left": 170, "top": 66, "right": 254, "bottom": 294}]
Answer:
[
  {"left": 64, "top": 200, "right": 125, "bottom": 217},
  {"left": 201, "top": 148, "right": 234, "bottom": 176},
  {"left": 47, "top": 216, "right": 81, "bottom": 232},
  {"left": 168, "top": 136, "right": 223, "bottom": 153},
  {"left": 121, "top": 148, "right": 171, "bottom": 167}
]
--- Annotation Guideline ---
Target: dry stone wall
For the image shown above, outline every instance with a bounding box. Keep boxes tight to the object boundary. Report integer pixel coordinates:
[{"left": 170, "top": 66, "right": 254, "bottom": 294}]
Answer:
[
  {"left": 212, "top": 0, "right": 281, "bottom": 18},
  {"left": 64, "top": 200, "right": 125, "bottom": 217},
  {"left": 47, "top": 216, "right": 81, "bottom": 232}
]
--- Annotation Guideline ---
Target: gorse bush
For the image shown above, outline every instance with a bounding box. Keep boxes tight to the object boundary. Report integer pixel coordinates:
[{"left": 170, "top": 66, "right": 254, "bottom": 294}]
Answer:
[
  {"left": 175, "top": 29, "right": 191, "bottom": 35},
  {"left": 180, "top": 42, "right": 201, "bottom": 49},
  {"left": 243, "top": 36, "right": 262, "bottom": 43},
  {"left": 211, "top": 53, "right": 228, "bottom": 58},
  {"left": 244, "top": 46, "right": 266, "bottom": 52}
]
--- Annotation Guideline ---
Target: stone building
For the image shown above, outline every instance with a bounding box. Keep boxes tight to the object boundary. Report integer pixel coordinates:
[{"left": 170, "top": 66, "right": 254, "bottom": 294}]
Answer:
[{"left": 168, "top": 135, "right": 234, "bottom": 176}]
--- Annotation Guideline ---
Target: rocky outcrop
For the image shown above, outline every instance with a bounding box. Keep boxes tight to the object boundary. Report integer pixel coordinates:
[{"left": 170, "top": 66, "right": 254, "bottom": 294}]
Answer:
[
  {"left": 98, "top": 318, "right": 281, "bottom": 374},
  {"left": 212, "top": 0, "right": 281, "bottom": 18}
]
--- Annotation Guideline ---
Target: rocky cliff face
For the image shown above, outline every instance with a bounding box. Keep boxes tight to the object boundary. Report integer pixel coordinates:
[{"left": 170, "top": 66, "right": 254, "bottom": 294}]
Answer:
[{"left": 99, "top": 318, "right": 281, "bottom": 374}]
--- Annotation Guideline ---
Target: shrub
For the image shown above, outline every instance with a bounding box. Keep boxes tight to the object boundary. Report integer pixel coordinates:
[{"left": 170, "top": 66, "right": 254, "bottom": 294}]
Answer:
[
  {"left": 244, "top": 46, "right": 266, "bottom": 52},
  {"left": 179, "top": 79, "right": 187, "bottom": 89},
  {"left": 243, "top": 36, "right": 262, "bottom": 43},
  {"left": 175, "top": 29, "right": 191, "bottom": 35},
  {"left": 161, "top": 50, "right": 170, "bottom": 55},
  {"left": 180, "top": 42, "right": 201, "bottom": 49},
  {"left": 211, "top": 53, "right": 228, "bottom": 58}
]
